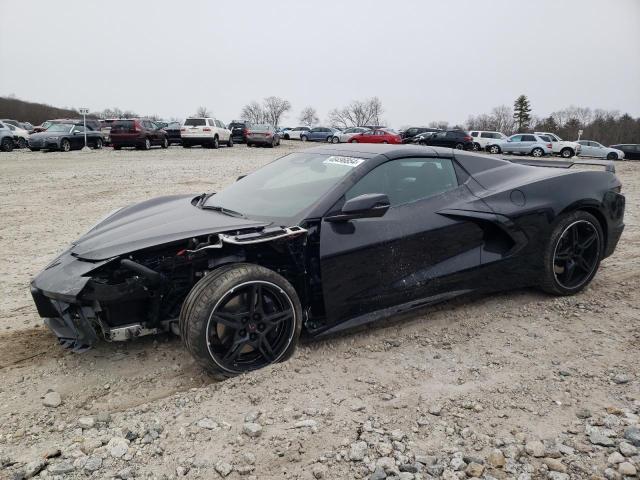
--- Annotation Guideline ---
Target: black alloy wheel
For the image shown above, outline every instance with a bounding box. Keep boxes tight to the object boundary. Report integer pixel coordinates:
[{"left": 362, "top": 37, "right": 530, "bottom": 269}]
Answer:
[
  {"left": 94, "top": 138, "right": 103, "bottom": 149},
  {"left": 17, "top": 137, "right": 27, "bottom": 149},
  {"left": 180, "top": 264, "right": 302, "bottom": 379},
  {"left": 161, "top": 137, "right": 169, "bottom": 149},
  {"left": 606, "top": 152, "right": 618, "bottom": 160},
  {"left": 454, "top": 143, "right": 464, "bottom": 150},
  {"left": 60, "top": 139, "right": 71, "bottom": 152},
  {"left": 552, "top": 220, "right": 600, "bottom": 290}
]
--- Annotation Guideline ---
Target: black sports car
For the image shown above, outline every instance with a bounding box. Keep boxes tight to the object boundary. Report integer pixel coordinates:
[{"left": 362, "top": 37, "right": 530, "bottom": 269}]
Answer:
[
  {"left": 30, "top": 145, "right": 625, "bottom": 379},
  {"left": 28, "top": 123, "right": 104, "bottom": 152}
]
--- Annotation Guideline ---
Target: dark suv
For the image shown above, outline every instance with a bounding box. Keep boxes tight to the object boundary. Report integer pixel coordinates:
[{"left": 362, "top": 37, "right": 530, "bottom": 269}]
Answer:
[
  {"left": 228, "top": 121, "right": 251, "bottom": 144},
  {"left": 421, "top": 130, "right": 474, "bottom": 150},
  {"left": 110, "top": 119, "right": 169, "bottom": 150}
]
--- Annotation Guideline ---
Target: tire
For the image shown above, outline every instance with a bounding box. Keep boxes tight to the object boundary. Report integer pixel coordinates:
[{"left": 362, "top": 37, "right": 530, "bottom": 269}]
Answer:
[
  {"left": 142, "top": 138, "right": 151, "bottom": 150},
  {"left": 17, "top": 138, "right": 27, "bottom": 149},
  {"left": 182, "top": 143, "right": 191, "bottom": 148},
  {"left": 418, "top": 141, "right": 426, "bottom": 146},
  {"left": 60, "top": 139, "right": 71, "bottom": 152},
  {"left": 350, "top": 139, "right": 358, "bottom": 143},
  {"left": 94, "top": 138, "right": 103, "bottom": 149},
  {"left": 472, "top": 142, "right": 480, "bottom": 151},
  {"left": 560, "top": 148, "right": 574, "bottom": 158},
  {"left": 212, "top": 136, "right": 219, "bottom": 149},
  {"left": 29, "top": 147, "right": 40, "bottom": 152},
  {"left": 179, "top": 263, "right": 303, "bottom": 380},
  {"left": 300, "top": 136, "right": 308, "bottom": 142},
  {"left": 113, "top": 145, "right": 122, "bottom": 151},
  {"left": 541, "top": 211, "right": 603, "bottom": 296},
  {"left": 161, "top": 137, "right": 169, "bottom": 149},
  {"left": 1, "top": 137, "right": 14, "bottom": 152},
  {"left": 331, "top": 136, "right": 340, "bottom": 144},
  {"left": 284, "top": 134, "right": 290, "bottom": 140},
  {"left": 269, "top": 139, "right": 275, "bottom": 148},
  {"left": 227, "top": 136, "right": 234, "bottom": 148},
  {"left": 247, "top": 142, "right": 252, "bottom": 148},
  {"left": 488, "top": 145, "right": 501, "bottom": 154},
  {"left": 454, "top": 143, "right": 464, "bottom": 150},
  {"left": 531, "top": 147, "right": 544, "bottom": 157},
  {"left": 606, "top": 152, "right": 618, "bottom": 160}
]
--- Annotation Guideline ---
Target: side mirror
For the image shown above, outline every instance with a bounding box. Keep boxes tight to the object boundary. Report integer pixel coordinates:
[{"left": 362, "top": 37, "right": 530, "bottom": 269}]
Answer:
[{"left": 325, "top": 193, "right": 390, "bottom": 223}]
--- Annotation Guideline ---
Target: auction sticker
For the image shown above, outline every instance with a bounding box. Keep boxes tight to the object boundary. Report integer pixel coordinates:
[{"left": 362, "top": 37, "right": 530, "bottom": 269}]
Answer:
[{"left": 323, "top": 156, "right": 365, "bottom": 167}]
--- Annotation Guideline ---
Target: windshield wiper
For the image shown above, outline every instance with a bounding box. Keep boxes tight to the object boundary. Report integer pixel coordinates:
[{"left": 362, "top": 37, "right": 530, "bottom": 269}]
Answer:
[
  {"left": 201, "top": 205, "right": 246, "bottom": 218},
  {"left": 195, "top": 192, "right": 215, "bottom": 208}
]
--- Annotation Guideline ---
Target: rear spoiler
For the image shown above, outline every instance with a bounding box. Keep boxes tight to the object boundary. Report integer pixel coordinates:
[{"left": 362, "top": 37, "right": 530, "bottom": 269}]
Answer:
[{"left": 504, "top": 157, "right": 616, "bottom": 174}]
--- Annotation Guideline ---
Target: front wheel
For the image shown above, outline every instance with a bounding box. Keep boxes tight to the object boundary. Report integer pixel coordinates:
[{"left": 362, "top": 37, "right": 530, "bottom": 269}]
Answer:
[
  {"left": 331, "top": 136, "right": 339, "bottom": 144},
  {"left": 212, "top": 136, "right": 219, "bottom": 149},
  {"left": 17, "top": 138, "right": 27, "bottom": 149},
  {"left": 488, "top": 145, "right": 501, "bottom": 154},
  {"left": 179, "top": 264, "right": 303, "bottom": 380},
  {"left": 531, "top": 147, "right": 544, "bottom": 157},
  {"left": 541, "top": 211, "right": 603, "bottom": 296},
  {"left": 227, "top": 136, "right": 234, "bottom": 148},
  {"left": 161, "top": 137, "right": 169, "bottom": 149},
  {"left": 60, "top": 139, "right": 71, "bottom": 152},
  {"left": 350, "top": 139, "right": 358, "bottom": 143},
  {"left": 94, "top": 138, "right": 103, "bottom": 149},
  {"left": 606, "top": 152, "right": 618, "bottom": 160},
  {"left": 300, "top": 136, "right": 308, "bottom": 142},
  {"left": 1, "top": 137, "right": 14, "bottom": 152},
  {"left": 283, "top": 134, "right": 290, "bottom": 140},
  {"left": 454, "top": 143, "right": 464, "bottom": 150},
  {"left": 472, "top": 142, "right": 480, "bottom": 151},
  {"left": 143, "top": 138, "right": 151, "bottom": 150}
]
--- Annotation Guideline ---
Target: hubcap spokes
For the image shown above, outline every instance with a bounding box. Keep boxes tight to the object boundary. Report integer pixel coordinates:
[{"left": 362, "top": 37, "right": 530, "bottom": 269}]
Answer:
[
  {"left": 553, "top": 221, "right": 599, "bottom": 289},
  {"left": 208, "top": 281, "right": 294, "bottom": 371}
]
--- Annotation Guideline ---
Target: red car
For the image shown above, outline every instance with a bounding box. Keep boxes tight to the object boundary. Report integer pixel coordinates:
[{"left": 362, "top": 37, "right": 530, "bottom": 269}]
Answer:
[{"left": 349, "top": 128, "right": 401, "bottom": 144}]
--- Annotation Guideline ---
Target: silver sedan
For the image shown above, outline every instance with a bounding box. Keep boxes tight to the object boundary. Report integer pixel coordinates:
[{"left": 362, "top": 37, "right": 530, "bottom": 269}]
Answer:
[
  {"left": 575, "top": 140, "right": 625, "bottom": 160},
  {"left": 330, "top": 127, "right": 370, "bottom": 144}
]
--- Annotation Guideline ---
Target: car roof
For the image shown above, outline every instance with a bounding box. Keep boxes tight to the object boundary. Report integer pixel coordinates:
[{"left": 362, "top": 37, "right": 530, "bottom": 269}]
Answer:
[{"left": 302, "top": 143, "right": 444, "bottom": 159}]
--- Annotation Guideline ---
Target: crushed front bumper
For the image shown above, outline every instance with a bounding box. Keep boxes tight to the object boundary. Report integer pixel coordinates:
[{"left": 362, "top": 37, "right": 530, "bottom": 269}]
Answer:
[{"left": 30, "top": 249, "right": 110, "bottom": 351}]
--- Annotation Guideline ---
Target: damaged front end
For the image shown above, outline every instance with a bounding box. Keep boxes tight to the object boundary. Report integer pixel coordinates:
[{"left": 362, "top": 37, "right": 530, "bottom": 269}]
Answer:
[{"left": 31, "top": 224, "right": 308, "bottom": 352}]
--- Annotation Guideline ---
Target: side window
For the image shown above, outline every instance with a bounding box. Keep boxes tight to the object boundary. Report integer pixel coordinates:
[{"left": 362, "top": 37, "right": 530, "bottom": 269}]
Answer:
[
  {"left": 216, "top": 120, "right": 225, "bottom": 128},
  {"left": 522, "top": 135, "right": 536, "bottom": 142},
  {"left": 345, "top": 158, "right": 459, "bottom": 207},
  {"left": 470, "top": 131, "right": 478, "bottom": 137},
  {"left": 207, "top": 119, "right": 214, "bottom": 127},
  {"left": 510, "top": 135, "right": 522, "bottom": 142},
  {"left": 480, "top": 132, "right": 491, "bottom": 138}
]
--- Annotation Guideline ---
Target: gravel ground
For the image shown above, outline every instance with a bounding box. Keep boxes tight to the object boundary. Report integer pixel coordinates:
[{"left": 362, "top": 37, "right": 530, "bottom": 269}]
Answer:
[{"left": 0, "top": 144, "right": 639, "bottom": 480}]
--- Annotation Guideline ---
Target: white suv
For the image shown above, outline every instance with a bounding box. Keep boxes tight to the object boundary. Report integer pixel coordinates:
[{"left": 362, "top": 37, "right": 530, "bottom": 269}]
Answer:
[
  {"left": 181, "top": 117, "right": 232, "bottom": 149},
  {"left": 469, "top": 130, "right": 508, "bottom": 153},
  {"left": 534, "top": 132, "right": 581, "bottom": 158}
]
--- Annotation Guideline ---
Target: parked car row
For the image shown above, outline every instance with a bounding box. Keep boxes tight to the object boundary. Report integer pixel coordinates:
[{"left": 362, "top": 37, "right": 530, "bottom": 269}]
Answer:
[{"left": 1, "top": 114, "right": 637, "bottom": 159}]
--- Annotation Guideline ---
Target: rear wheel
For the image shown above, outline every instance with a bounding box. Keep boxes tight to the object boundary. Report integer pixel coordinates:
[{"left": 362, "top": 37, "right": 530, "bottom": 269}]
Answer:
[
  {"left": 227, "top": 136, "right": 234, "bottom": 148},
  {"left": 454, "top": 143, "right": 464, "bottom": 150},
  {"left": 161, "top": 137, "right": 169, "bottom": 149},
  {"left": 606, "top": 152, "right": 618, "bottom": 160},
  {"left": 541, "top": 211, "right": 603, "bottom": 296},
  {"left": 94, "top": 138, "right": 103, "bottom": 149},
  {"left": 212, "top": 136, "right": 219, "bottom": 149},
  {"left": 283, "top": 134, "right": 290, "bottom": 140},
  {"left": 472, "top": 142, "right": 480, "bottom": 151},
  {"left": 1, "top": 137, "right": 14, "bottom": 152},
  {"left": 300, "top": 135, "right": 308, "bottom": 142},
  {"left": 179, "top": 264, "right": 302, "bottom": 380},
  {"left": 17, "top": 138, "right": 27, "bottom": 149},
  {"left": 247, "top": 142, "right": 252, "bottom": 147},
  {"left": 143, "top": 138, "right": 151, "bottom": 150},
  {"left": 331, "top": 136, "right": 340, "bottom": 144},
  {"left": 350, "top": 139, "right": 358, "bottom": 143},
  {"left": 560, "top": 147, "right": 574, "bottom": 158},
  {"left": 488, "top": 144, "right": 501, "bottom": 154},
  {"left": 60, "top": 139, "right": 71, "bottom": 152},
  {"left": 113, "top": 145, "right": 122, "bottom": 150},
  {"left": 531, "top": 147, "right": 544, "bottom": 157},
  {"left": 29, "top": 147, "right": 40, "bottom": 152}
]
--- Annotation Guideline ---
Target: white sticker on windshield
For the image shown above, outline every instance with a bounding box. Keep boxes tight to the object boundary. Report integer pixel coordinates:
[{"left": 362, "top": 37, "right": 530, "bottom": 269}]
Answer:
[{"left": 323, "top": 156, "right": 365, "bottom": 168}]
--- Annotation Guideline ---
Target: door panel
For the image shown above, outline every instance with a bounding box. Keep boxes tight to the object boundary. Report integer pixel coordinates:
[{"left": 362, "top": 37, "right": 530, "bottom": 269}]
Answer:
[{"left": 319, "top": 185, "right": 487, "bottom": 327}]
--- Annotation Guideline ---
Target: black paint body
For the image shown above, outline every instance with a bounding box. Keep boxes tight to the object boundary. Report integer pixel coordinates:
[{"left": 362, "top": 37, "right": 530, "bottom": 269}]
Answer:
[{"left": 30, "top": 145, "right": 625, "bottom": 350}]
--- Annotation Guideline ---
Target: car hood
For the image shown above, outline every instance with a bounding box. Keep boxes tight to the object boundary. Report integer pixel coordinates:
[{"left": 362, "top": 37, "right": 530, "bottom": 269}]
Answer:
[
  {"left": 30, "top": 131, "right": 67, "bottom": 139},
  {"left": 71, "top": 194, "right": 269, "bottom": 261}
]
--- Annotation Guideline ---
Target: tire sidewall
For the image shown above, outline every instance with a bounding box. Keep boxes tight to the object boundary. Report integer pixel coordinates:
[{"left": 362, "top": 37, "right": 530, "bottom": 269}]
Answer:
[
  {"left": 180, "top": 263, "right": 303, "bottom": 378},
  {"left": 542, "top": 211, "right": 603, "bottom": 295}
]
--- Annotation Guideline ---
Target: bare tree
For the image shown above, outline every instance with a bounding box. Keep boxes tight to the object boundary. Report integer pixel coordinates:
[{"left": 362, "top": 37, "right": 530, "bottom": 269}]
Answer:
[
  {"left": 240, "top": 101, "right": 266, "bottom": 124},
  {"left": 328, "top": 97, "right": 384, "bottom": 128},
  {"left": 427, "top": 120, "right": 450, "bottom": 130},
  {"left": 196, "top": 106, "right": 211, "bottom": 117},
  {"left": 262, "top": 96, "right": 291, "bottom": 127},
  {"left": 489, "top": 105, "right": 515, "bottom": 134},
  {"left": 298, "top": 106, "right": 319, "bottom": 127}
]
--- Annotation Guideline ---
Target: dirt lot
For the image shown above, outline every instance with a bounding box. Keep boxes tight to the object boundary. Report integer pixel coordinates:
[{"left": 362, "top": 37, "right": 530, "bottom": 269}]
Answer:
[{"left": 0, "top": 144, "right": 638, "bottom": 480}]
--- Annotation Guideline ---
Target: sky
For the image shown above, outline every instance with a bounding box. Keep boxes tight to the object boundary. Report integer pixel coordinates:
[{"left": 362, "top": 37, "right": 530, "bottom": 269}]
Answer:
[{"left": 1, "top": 0, "right": 639, "bottom": 128}]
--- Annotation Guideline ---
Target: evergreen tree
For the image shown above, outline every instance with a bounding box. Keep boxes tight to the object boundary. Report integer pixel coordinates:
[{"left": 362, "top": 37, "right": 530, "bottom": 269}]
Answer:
[{"left": 513, "top": 95, "right": 532, "bottom": 131}]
